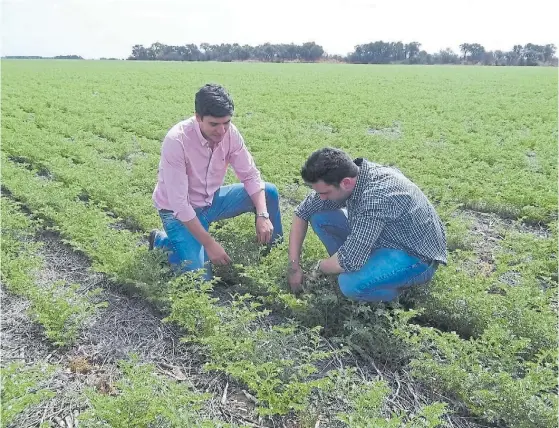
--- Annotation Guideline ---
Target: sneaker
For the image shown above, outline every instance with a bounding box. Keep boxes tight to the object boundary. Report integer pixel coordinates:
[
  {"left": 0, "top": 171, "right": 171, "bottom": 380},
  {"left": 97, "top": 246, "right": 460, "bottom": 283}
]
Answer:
[{"left": 148, "top": 229, "right": 159, "bottom": 250}]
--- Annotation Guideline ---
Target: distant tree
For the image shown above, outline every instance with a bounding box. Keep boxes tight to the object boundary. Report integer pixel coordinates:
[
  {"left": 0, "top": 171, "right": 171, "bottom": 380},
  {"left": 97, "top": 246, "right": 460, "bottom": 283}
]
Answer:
[
  {"left": 511, "top": 44, "right": 523, "bottom": 65},
  {"left": 149, "top": 42, "right": 165, "bottom": 60},
  {"left": 437, "top": 48, "right": 459, "bottom": 64},
  {"left": 523, "top": 43, "right": 538, "bottom": 65},
  {"left": 417, "top": 50, "right": 433, "bottom": 64},
  {"left": 459, "top": 43, "right": 485, "bottom": 63},
  {"left": 283, "top": 43, "right": 299, "bottom": 61},
  {"left": 543, "top": 44, "right": 556, "bottom": 63},
  {"left": 469, "top": 43, "right": 486, "bottom": 62},
  {"left": 504, "top": 50, "right": 517, "bottom": 65},
  {"left": 482, "top": 51, "right": 495, "bottom": 65},
  {"left": 459, "top": 43, "right": 471, "bottom": 60},
  {"left": 406, "top": 42, "right": 421, "bottom": 60},
  {"left": 394, "top": 41, "right": 405, "bottom": 61},
  {"left": 258, "top": 43, "right": 275, "bottom": 61},
  {"left": 300, "top": 42, "right": 324, "bottom": 61},
  {"left": 4, "top": 55, "right": 44, "bottom": 59}
]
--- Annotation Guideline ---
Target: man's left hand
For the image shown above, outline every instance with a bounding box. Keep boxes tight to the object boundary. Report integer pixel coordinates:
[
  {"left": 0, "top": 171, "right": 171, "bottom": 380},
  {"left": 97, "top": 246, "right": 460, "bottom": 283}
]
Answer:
[{"left": 256, "top": 217, "right": 274, "bottom": 244}]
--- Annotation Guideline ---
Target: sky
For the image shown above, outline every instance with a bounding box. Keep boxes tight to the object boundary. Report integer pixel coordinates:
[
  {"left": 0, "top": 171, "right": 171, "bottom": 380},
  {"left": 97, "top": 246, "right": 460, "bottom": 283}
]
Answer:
[{"left": 2, "top": 0, "right": 558, "bottom": 59}]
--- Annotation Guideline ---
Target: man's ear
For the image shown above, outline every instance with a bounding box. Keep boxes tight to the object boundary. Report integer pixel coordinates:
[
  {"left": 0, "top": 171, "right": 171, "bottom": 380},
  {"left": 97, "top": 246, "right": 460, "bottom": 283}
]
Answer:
[
  {"left": 195, "top": 113, "right": 203, "bottom": 123},
  {"left": 340, "top": 177, "right": 352, "bottom": 189}
]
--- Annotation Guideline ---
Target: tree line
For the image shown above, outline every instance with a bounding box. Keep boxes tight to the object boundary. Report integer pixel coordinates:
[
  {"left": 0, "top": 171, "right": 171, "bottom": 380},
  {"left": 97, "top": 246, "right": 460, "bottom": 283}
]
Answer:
[
  {"left": 128, "top": 42, "right": 325, "bottom": 62},
  {"left": 126, "top": 41, "right": 557, "bottom": 66},
  {"left": 4, "top": 42, "right": 556, "bottom": 65},
  {"left": 3, "top": 55, "right": 85, "bottom": 60}
]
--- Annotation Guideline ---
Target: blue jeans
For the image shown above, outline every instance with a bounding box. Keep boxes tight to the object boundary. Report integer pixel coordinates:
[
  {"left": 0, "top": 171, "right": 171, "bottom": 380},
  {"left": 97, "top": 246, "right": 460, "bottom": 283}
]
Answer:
[
  {"left": 153, "top": 182, "right": 283, "bottom": 279},
  {"left": 310, "top": 210, "right": 437, "bottom": 302}
]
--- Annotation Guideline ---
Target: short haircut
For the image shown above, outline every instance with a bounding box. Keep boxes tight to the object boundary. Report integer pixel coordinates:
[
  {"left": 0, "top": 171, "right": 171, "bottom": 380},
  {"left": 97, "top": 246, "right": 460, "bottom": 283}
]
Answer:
[
  {"left": 301, "top": 147, "right": 359, "bottom": 186},
  {"left": 195, "top": 84, "right": 234, "bottom": 118}
]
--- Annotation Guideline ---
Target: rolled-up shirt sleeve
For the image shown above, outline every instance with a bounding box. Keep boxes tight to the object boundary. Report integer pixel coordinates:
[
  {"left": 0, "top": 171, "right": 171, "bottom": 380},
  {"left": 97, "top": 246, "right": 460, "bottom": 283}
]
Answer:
[
  {"left": 294, "top": 192, "right": 345, "bottom": 221},
  {"left": 160, "top": 136, "right": 196, "bottom": 222},
  {"left": 228, "top": 127, "right": 264, "bottom": 196},
  {"left": 337, "top": 195, "right": 386, "bottom": 272}
]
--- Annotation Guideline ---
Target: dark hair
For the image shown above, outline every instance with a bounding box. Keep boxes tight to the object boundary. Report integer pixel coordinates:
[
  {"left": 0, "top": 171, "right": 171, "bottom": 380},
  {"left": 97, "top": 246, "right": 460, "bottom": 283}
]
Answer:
[
  {"left": 301, "top": 147, "right": 359, "bottom": 186},
  {"left": 195, "top": 84, "right": 234, "bottom": 118}
]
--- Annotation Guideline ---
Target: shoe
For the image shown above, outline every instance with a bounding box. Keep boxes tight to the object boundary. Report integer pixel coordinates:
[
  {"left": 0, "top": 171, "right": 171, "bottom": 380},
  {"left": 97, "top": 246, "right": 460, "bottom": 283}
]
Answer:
[{"left": 148, "top": 229, "right": 159, "bottom": 250}]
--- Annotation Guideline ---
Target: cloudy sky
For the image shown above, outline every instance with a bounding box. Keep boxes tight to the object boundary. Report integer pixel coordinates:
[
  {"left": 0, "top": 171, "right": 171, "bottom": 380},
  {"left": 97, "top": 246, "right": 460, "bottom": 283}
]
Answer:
[{"left": 2, "top": 0, "right": 558, "bottom": 58}]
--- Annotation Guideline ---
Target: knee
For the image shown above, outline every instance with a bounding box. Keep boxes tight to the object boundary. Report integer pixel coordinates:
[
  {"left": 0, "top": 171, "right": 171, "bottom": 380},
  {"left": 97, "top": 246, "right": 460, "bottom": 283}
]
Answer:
[
  {"left": 264, "top": 182, "right": 279, "bottom": 202},
  {"left": 338, "top": 274, "right": 399, "bottom": 303},
  {"left": 338, "top": 274, "right": 361, "bottom": 301}
]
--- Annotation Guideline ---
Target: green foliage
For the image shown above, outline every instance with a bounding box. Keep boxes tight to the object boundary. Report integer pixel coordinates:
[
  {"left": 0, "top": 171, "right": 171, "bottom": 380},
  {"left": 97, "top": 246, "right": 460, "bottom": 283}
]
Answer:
[
  {"left": 335, "top": 378, "right": 447, "bottom": 427},
  {"left": 1, "top": 62, "right": 556, "bottom": 427},
  {"left": 162, "top": 271, "right": 221, "bottom": 339},
  {"left": 0, "top": 362, "right": 56, "bottom": 427},
  {"left": 2, "top": 62, "right": 557, "bottom": 225},
  {"left": 31, "top": 281, "right": 107, "bottom": 346},
  {"left": 199, "top": 294, "right": 336, "bottom": 416},
  {"left": 1, "top": 196, "right": 104, "bottom": 346},
  {"left": 79, "top": 358, "right": 230, "bottom": 427},
  {"left": 400, "top": 324, "right": 558, "bottom": 428},
  {"left": 411, "top": 232, "right": 557, "bottom": 353}
]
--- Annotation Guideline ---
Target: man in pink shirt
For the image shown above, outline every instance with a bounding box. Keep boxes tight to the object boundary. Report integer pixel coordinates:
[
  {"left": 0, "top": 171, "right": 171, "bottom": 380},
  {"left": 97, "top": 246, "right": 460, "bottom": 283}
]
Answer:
[{"left": 149, "top": 84, "right": 283, "bottom": 279}]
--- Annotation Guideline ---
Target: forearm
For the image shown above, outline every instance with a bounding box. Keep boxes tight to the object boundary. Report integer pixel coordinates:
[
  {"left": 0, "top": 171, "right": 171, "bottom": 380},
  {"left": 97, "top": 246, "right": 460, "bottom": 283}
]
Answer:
[
  {"left": 288, "top": 215, "right": 308, "bottom": 263},
  {"left": 182, "top": 216, "right": 214, "bottom": 247},
  {"left": 319, "top": 253, "right": 344, "bottom": 274},
  {"left": 250, "top": 189, "right": 267, "bottom": 214}
]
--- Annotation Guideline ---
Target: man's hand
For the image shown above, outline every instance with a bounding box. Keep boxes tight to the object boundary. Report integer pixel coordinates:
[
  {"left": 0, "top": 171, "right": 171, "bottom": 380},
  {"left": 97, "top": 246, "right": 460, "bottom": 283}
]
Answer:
[
  {"left": 206, "top": 240, "right": 232, "bottom": 265},
  {"left": 288, "top": 262, "right": 304, "bottom": 294},
  {"left": 256, "top": 217, "right": 274, "bottom": 244}
]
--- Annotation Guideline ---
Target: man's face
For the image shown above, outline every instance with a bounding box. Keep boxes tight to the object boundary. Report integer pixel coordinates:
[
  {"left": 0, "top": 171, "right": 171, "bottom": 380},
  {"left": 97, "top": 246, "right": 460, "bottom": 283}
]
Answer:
[
  {"left": 196, "top": 114, "right": 231, "bottom": 144},
  {"left": 311, "top": 180, "right": 352, "bottom": 203}
]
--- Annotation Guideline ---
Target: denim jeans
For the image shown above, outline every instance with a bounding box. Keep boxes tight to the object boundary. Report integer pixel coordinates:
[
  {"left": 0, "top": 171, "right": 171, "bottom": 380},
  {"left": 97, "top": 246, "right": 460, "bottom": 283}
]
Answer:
[
  {"left": 310, "top": 210, "right": 437, "bottom": 302},
  {"left": 153, "top": 182, "right": 283, "bottom": 279}
]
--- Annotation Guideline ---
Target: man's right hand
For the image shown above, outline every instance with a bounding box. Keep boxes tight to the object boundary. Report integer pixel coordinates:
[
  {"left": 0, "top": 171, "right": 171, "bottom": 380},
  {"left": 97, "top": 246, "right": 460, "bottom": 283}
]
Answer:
[
  {"left": 288, "top": 262, "right": 304, "bottom": 294},
  {"left": 206, "top": 240, "right": 231, "bottom": 266}
]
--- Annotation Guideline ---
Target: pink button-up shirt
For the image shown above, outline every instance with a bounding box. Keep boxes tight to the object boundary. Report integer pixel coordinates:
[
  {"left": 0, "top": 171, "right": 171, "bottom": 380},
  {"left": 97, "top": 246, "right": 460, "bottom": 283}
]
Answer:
[{"left": 152, "top": 117, "right": 264, "bottom": 222}]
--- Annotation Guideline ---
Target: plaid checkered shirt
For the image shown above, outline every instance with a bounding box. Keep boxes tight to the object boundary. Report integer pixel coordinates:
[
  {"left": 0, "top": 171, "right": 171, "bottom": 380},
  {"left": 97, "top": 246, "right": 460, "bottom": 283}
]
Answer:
[{"left": 294, "top": 158, "right": 447, "bottom": 272}]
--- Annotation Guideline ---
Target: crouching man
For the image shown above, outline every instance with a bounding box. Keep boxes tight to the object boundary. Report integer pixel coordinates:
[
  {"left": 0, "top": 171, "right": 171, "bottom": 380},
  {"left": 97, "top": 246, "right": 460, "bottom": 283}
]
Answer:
[
  {"left": 287, "top": 147, "right": 447, "bottom": 302},
  {"left": 149, "top": 83, "right": 283, "bottom": 279}
]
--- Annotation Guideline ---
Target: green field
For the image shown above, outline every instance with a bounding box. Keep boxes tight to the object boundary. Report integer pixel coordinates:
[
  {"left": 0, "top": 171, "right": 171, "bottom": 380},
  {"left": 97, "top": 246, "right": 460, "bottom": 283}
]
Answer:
[{"left": 1, "top": 60, "right": 557, "bottom": 427}]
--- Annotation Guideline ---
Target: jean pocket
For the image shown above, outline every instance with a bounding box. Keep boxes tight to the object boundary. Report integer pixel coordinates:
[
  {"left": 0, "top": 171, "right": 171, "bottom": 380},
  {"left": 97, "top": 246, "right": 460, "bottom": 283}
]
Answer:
[{"left": 159, "top": 210, "right": 179, "bottom": 228}]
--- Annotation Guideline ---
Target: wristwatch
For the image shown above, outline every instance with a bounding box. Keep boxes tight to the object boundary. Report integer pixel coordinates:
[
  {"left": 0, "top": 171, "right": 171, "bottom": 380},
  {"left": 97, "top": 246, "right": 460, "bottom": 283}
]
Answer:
[{"left": 256, "top": 211, "right": 270, "bottom": 219}]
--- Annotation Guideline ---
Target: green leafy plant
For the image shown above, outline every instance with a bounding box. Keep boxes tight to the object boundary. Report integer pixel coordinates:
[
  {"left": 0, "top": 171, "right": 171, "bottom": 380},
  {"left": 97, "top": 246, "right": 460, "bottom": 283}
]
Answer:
[
  {"left": 1, "top": 362, "right": 56, "bottom": 428},
  {"left": 79, "top": 358, "right": 230, "bottom": 427}
]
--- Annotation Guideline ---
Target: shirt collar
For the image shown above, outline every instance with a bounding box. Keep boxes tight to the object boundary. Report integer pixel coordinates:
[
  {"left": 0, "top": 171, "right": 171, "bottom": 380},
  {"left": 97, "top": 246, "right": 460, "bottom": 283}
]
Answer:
[
  {"left": 348, "top": 158, "right": 368, "bottom": 203},
  {"left": 193, "top": 117, "right": 209, "bottom": 147}
]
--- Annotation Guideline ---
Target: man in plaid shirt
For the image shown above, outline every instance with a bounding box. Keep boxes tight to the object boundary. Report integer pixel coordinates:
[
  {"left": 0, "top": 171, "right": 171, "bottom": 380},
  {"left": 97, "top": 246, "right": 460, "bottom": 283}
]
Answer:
[{"left": 288, "top": 147, "right": 447, "bottom": 302}]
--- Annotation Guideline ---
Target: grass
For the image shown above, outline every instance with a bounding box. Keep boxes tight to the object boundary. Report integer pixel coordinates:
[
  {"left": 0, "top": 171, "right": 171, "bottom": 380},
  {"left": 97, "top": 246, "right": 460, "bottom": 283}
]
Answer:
[{"left": 1, "top": 60, "right": 557, "bottom": 427}]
